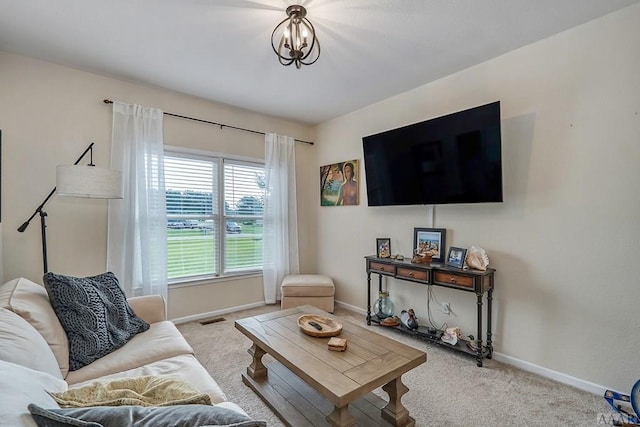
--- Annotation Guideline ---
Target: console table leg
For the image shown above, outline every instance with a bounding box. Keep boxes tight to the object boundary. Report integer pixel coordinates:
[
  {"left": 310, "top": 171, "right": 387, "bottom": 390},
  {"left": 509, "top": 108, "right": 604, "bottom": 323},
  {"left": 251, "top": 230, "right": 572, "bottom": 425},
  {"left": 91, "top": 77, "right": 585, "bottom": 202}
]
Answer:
[
  {"left": 366, "top": 272, "right": 372, "bottom": 325},
  {"left": 326, "top": 405, "right": 356, "bottom": 427},
  {"left": 486, "top": 287, "right": 494, "bottom": 359},
  {"left": 381, "top": 376, "right": 415, "bottom": 426},
  {"left": 246, "top": 344, "right": 267, "bottom": 379},
  {"left": 476, "top": 293, "right": 484, "bottom": 367}
]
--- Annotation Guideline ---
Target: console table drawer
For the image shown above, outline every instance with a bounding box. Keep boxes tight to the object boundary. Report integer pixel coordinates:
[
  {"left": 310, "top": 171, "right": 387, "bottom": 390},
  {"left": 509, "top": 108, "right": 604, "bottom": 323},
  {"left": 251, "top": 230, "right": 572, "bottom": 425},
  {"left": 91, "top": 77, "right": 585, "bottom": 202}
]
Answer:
[
  {"left": 368, "top": 261, "right": 395, "bottom": 275},
  {"left": 397, "top": 267, "right": 429, "bottom": 283},
  {"left": 434, "top": 271, "right": 474, "bottom": 289}
]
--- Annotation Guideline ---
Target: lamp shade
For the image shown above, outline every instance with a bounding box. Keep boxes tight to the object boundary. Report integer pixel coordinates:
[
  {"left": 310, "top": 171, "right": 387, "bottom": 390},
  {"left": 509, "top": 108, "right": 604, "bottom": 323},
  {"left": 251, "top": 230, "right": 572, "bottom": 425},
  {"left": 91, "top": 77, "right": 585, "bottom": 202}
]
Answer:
[{"left": 56, "top": 165, "right": 123, "bottom": 199}]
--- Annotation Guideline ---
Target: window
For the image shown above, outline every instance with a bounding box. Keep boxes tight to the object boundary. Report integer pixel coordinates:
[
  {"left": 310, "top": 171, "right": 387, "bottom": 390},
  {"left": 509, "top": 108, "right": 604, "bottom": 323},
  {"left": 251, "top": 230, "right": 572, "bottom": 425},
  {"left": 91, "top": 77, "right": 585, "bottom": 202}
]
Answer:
[{"left": 164, "top": 150, "right": 265, "bottom": 282}]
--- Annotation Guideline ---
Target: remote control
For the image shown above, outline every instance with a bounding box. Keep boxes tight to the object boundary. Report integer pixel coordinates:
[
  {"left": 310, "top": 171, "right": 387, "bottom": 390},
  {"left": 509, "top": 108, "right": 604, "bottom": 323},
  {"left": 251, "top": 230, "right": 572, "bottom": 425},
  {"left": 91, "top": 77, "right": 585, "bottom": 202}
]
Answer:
[{"left": 308, "top": 321, "right": 323, "bottom": 330}]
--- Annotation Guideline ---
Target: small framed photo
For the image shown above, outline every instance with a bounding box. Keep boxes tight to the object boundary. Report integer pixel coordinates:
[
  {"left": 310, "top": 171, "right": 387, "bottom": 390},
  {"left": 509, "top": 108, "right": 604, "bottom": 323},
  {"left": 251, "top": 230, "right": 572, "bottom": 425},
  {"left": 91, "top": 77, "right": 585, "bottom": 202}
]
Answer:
[
  {"left": 376, "top": 238, "right": 391, "bottom": 258},
  {"left": 413, "top": 228, "right": 446, "bottom": 262},
  {"left": 446, "top": 247, "right": 467, "bottom": 269}
]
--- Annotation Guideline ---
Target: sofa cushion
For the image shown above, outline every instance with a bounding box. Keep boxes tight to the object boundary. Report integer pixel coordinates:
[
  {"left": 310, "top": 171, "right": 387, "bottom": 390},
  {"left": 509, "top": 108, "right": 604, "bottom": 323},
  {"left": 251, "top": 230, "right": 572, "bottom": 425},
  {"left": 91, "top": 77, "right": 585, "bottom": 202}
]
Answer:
[
  {"left": 126, "top": 295, "right": 167, "bottom": 324},
  {"left": 65, "top": 322, "right": 194, "bottom": 385},
  {"left": 0, "top": 307, "right": 63, "bottom": 378},
  {"left": 28, "top": 404, "right": 266, "bottom": 427},
  {"left": 43, "top": 272, "right": 150, "bottom": 371},
  {"left": 69, "top": 354, "right": 227, "bottom": 405},
  {"left": 0, "top": 360, "right": 67, "bottom": 427},
  {"left": 0, "top": 277, "right": 70, "bottom": 377}
]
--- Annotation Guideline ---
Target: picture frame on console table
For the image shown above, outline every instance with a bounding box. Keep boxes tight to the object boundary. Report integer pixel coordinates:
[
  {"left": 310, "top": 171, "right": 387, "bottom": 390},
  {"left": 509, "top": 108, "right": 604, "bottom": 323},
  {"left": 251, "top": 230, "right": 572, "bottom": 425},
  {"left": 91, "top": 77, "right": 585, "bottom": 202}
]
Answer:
[
  {"left": 376, "top": 238, "right": 391, "bottom": 258},
  {"left": 413, "top": 227, "right": 446, "bottom": 262},
  {"left": 446, "top": 246, "right": 467, "bottom": 269}
]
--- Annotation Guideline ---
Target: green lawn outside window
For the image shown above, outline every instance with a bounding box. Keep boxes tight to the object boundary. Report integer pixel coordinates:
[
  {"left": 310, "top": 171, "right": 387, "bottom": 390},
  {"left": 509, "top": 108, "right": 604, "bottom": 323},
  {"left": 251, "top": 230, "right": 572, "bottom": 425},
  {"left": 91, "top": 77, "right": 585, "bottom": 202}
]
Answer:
[{"left": 167, "top": 225, "right": 263, "bottom": 279}]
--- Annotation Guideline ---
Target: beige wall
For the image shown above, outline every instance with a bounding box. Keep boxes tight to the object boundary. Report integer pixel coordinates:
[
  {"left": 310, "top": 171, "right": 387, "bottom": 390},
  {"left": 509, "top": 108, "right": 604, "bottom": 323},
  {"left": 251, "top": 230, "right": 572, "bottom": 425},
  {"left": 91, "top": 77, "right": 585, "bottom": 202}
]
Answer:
[
  {"left": 315, "top": 5, "right": 640, "bottom": 393},
  {"left": 0, "top": 52, "right": 317, "bottom": 319}
]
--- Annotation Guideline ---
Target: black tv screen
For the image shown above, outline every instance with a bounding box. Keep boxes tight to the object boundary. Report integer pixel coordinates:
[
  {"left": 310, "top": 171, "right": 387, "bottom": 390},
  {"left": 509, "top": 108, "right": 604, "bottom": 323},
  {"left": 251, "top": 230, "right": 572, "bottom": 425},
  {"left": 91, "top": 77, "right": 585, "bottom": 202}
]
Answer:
[{"left": 362, "top": 101, "right": 503, "bottom": 206}]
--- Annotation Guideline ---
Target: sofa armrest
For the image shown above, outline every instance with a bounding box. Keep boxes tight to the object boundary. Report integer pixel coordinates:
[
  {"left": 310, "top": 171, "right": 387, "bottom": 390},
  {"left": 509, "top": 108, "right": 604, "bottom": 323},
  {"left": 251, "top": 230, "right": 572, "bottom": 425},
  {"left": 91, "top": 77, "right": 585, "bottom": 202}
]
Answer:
[{"left": 127, "top": 295, "right": 167, "bottom": 324}]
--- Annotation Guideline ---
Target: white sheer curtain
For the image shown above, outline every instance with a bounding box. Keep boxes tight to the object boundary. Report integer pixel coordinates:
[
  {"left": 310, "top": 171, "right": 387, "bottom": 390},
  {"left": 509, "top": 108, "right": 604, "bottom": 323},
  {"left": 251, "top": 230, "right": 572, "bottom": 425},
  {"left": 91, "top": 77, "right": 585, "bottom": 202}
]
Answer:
[
  {"left": 107, "top": 102, "right": 167, "bottom": 298},
  {"left": 263, "top": 133, "right": 299, "bottom": 304}
]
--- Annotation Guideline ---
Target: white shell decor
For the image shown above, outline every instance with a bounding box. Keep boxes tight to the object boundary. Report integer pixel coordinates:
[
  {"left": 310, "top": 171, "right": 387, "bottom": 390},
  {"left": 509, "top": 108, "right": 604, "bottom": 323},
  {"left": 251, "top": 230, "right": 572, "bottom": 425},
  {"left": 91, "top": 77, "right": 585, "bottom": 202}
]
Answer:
[
  {"left": 441, "top": 327, "right": 459, "bottom": 345},
  {"left": 447, "top": 326, "right": 462, "bottom": 339},
  {"left": 466, "top": 245, "right": 490, "bottom": 271}
]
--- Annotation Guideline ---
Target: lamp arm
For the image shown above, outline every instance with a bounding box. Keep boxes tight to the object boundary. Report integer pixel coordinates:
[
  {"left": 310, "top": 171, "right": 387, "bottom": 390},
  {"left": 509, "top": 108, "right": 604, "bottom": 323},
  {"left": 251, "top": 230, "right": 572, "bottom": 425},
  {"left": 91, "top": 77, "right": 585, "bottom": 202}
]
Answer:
[
  {"left": 76, "top": 142, "right": 95, "bottom": 167},
  {"left": 17, "top": 188, "right": 56, "bottom": 232},
  {"left": 17, "top": 142, "right": 95, "bottom": 233}
]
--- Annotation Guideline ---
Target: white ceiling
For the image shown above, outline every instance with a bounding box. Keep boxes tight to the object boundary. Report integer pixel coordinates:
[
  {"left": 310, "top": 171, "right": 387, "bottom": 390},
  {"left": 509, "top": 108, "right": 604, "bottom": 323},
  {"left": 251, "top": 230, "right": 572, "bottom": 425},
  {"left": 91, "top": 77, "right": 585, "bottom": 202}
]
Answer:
[{"left": 1, "top": 0, "right": 638, "bottom": 125}]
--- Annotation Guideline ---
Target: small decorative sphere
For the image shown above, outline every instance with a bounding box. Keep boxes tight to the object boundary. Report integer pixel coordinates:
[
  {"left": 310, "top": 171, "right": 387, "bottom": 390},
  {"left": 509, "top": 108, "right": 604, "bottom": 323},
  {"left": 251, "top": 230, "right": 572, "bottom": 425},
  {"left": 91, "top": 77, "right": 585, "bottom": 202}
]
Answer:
[{"left": 373, "top": 291, "right": 395, "bottom": 319}]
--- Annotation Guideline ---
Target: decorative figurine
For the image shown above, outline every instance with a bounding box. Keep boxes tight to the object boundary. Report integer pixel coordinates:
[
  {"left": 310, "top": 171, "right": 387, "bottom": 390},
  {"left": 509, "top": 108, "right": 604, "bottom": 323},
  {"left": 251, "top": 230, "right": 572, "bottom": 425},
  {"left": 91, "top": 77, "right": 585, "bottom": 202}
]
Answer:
[
  {"left": 411, "top": 252, "right": 432, "bottom": 264},
  {"left": 399, "top": 309, "right": 419, "bottom": 330}
]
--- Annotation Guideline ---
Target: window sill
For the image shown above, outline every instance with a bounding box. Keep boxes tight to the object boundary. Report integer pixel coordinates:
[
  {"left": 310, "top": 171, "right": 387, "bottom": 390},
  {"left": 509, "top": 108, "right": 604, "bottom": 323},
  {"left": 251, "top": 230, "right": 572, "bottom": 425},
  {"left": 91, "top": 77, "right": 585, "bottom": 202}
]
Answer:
[{"left": 168, "top": 272, "right": 263, "bottom": 289}]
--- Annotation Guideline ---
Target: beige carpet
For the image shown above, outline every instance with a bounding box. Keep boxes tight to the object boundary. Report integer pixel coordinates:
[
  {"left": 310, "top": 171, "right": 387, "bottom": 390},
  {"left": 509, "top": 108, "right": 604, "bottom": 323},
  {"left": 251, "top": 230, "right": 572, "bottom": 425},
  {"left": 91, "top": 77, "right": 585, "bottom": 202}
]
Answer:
[{"left": 177, "top": 305, "right": 612, "bottom": 426}]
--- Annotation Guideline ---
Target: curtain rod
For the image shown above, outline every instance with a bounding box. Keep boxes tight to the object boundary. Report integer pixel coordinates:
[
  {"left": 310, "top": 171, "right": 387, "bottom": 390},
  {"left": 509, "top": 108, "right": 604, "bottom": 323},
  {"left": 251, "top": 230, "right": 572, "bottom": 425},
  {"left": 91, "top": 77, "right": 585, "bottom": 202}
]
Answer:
[{"left": 102, "top": 99, "right": 314, "bottom": 145}]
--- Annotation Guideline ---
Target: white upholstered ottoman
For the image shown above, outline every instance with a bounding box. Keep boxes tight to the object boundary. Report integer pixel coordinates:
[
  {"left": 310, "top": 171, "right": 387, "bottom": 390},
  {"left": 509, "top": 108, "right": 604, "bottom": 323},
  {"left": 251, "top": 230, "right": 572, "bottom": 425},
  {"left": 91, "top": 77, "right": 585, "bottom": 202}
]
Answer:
[{"left": 280, "top": 274, "right": 335, "bottom": 313}]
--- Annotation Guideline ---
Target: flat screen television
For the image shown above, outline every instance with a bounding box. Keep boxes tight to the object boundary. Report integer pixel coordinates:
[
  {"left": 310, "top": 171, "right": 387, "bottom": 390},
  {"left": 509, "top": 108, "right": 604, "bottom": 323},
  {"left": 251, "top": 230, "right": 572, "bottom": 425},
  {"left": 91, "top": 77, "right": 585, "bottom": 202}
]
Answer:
[{"left": 362, "top": 101, "right": 503, "bottom": 206}]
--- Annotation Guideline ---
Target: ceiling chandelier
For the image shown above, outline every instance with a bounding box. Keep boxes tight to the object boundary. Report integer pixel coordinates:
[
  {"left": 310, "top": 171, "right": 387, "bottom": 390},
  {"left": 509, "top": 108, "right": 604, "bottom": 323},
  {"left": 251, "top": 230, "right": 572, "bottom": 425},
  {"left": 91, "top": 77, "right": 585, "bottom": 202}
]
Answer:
[{"left": 271, "top": 5, "right": 320, "bottom": 69}]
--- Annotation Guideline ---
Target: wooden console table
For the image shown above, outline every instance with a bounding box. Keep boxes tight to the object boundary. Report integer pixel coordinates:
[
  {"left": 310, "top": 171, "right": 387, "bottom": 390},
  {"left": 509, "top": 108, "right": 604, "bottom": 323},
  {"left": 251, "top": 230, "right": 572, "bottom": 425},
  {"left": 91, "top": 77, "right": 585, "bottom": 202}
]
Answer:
[{"left": 365, "top": 255, "right": 495, "bottom": 367}]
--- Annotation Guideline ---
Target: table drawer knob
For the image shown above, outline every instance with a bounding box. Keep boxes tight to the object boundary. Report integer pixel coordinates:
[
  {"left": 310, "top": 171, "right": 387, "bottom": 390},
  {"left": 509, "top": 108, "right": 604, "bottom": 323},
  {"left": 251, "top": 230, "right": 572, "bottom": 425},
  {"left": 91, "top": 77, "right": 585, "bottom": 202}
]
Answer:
[
  {"left": 450, "top": 277, "right": 456, "bottom": 283},
  {"left": 408, "top": 272, "right": 414, "bottom": 277}
]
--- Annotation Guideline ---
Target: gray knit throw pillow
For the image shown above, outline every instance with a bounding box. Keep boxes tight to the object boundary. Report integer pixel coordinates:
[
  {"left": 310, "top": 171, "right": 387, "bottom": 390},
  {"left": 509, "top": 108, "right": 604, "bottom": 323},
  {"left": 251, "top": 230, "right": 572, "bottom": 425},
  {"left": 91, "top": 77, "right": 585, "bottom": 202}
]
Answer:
[{"left": 43, "top": 272, "right": 150, "bottom": 371}]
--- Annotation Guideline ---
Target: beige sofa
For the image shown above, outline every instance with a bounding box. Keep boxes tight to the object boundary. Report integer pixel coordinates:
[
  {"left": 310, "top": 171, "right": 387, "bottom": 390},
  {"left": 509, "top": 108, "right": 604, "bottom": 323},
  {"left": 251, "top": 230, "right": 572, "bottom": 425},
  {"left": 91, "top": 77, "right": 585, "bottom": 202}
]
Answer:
[{"left": 0, "top": 277, "right": 247, "bottom": 426}]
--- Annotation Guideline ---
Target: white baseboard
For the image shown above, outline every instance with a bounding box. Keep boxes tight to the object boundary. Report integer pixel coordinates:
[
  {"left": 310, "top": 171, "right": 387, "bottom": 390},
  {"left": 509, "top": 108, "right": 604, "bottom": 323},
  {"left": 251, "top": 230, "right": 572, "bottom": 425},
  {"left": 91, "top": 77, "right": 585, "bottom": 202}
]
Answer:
[
  {"left": 491, "top": 352, "right": 610, "bottom": 395},
  {"left": 335, "top": 299, "right": 610, "bottom": 396},
  {"left": 335, "top": 299, "right": 367, "bottom": 315},
  {"left": 175, "top": 298, "right": 611, "bottom": 396},
  {"left": 170, "top": 301, "right": 266, "bottom": 325}
]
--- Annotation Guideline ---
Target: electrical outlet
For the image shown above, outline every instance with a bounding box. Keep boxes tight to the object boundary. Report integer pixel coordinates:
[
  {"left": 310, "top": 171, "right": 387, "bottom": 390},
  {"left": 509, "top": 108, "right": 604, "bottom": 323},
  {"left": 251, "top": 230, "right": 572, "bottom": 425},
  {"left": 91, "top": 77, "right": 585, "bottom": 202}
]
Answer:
[{"left": 442, "top": 302, "right": 451, "bottom": 315}]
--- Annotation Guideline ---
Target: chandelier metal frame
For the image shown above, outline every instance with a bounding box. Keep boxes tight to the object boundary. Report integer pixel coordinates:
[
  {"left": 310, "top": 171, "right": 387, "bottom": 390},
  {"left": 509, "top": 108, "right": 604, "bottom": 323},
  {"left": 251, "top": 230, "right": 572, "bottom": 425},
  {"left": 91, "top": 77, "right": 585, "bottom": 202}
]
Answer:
[{"left": 271, "top": 5, "right": 320, "bottom": 69}]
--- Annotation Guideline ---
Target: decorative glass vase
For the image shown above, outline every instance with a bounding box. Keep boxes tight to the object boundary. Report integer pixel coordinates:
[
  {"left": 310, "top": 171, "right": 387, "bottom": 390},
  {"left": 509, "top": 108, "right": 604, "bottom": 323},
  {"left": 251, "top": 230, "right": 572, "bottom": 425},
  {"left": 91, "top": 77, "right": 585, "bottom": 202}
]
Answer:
[{"left": 373, "top": 291, "right": 395, "bottom": 319}]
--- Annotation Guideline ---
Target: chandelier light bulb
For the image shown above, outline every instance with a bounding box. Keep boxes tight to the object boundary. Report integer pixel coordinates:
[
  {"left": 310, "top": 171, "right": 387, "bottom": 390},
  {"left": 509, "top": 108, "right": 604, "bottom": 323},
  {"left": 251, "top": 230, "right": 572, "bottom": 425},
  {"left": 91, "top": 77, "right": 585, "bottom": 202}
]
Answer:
[{"left": 271, "top": 5, "right": 320, "bottom": 69}]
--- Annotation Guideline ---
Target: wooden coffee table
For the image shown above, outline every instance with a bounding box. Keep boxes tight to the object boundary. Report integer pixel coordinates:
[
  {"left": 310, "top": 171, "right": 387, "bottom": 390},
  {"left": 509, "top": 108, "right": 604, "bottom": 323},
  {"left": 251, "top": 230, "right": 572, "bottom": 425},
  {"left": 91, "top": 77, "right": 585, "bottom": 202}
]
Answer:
[{"left": 235, "top": 305, "right": 427, "bottom": 427}]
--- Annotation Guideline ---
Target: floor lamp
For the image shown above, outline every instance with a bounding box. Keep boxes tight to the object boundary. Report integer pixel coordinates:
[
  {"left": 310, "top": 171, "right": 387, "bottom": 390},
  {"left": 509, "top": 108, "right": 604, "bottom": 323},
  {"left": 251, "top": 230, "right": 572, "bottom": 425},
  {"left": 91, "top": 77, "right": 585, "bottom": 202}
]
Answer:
[{"left": 17, "top": 142, "right": 123, "bottom": 273}]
